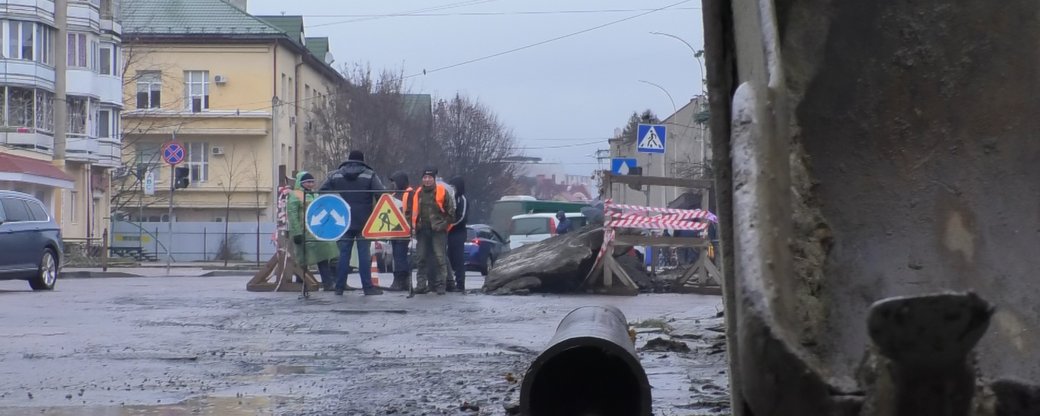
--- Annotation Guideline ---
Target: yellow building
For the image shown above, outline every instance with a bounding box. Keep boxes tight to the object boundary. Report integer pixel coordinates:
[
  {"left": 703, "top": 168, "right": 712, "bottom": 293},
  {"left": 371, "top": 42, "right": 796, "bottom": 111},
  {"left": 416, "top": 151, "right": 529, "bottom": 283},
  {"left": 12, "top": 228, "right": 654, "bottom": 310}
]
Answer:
[{"left": 118, "top": 0, "right": 342, "bottom": 223}]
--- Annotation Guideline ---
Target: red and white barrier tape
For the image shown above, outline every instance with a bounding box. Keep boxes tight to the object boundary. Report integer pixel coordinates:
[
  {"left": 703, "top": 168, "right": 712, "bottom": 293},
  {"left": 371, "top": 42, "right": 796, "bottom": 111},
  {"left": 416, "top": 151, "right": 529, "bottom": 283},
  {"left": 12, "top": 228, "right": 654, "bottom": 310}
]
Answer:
[{"left": 605, "top": 203, "right": 719, "bottom": 222}]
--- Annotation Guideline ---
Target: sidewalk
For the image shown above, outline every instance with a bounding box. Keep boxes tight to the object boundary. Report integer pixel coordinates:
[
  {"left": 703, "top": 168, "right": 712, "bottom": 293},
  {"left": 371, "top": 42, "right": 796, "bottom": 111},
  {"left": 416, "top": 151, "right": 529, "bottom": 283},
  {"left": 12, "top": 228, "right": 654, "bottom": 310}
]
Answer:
[{"left": 64, "top": 262, "right": 262, "bottom": 278}]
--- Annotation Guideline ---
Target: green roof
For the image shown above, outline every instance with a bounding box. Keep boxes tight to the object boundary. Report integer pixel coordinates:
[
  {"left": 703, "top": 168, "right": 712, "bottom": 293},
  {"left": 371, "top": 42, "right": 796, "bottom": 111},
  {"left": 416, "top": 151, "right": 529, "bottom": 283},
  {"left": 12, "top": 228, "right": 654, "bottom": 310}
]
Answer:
[
  {"left": 305, "top": 37, "right": 330, "bottom": 61},
  {"left": 122, "top": 0, "right": 284, "bottom": 36},
  {"left": 257, "top": 15, "right": 305, "bottom": 45}
]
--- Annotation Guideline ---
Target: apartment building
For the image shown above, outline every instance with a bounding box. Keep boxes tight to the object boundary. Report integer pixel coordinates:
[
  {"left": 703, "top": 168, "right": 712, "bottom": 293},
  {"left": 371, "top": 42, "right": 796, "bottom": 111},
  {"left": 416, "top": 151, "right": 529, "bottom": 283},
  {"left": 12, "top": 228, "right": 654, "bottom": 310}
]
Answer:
[{"left": 0, "top": 0, "right": 123, "bottom": 242}]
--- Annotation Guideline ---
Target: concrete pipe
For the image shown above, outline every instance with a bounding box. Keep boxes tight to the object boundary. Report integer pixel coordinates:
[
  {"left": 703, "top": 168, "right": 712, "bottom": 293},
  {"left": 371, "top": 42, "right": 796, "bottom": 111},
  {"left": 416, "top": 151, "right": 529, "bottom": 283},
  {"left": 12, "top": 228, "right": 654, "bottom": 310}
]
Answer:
[{"left": 520, "top": 305, "right": 651, "bottom": 416}]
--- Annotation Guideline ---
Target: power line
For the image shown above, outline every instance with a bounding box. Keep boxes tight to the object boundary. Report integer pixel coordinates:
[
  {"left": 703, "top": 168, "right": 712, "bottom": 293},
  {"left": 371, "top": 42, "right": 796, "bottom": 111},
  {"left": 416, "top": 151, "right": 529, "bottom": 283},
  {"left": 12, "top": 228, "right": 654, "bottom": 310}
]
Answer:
[
  {"left": 404, "top": 0, "right": 693, "bottom": 78},
  {"left": 306, "top": 0, "right": 498, "bottom": 29},
  {"left": 303, "top": 7, "right": 700, "bottom": 20},
  {"left": 514, "top": 140, "right": 605, "bottom": 150}
]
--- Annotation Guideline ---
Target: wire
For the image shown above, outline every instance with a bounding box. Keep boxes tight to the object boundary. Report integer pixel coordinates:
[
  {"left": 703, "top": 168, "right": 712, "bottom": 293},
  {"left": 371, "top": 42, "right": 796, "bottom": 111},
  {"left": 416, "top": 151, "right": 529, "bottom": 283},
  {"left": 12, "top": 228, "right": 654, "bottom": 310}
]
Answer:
[
  {"left": 306, "top": 0, "right": 499, "bottom": 29},
  {"left": 303, "top": 7, "right": 701, "bottom": 20},
  {"left": 404, "top": 0, "right": 693, "bottom": 78},
  {"left": 514, "top": 140, "right": 605, "bottom": 150}
]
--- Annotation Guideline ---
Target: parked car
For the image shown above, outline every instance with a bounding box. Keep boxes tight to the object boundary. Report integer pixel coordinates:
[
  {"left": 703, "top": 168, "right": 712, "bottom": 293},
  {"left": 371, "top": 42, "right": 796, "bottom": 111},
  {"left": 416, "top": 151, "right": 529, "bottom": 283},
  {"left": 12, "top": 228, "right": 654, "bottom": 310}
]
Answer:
[
  {"left": 464, "top": 224, "right": 509, "bottom": 275},
  {"left": 0, "top": 191, "right": 62, "bottom": 291},
  {"left": 508, "top": 212, "right": 587, "bottom": 250}
]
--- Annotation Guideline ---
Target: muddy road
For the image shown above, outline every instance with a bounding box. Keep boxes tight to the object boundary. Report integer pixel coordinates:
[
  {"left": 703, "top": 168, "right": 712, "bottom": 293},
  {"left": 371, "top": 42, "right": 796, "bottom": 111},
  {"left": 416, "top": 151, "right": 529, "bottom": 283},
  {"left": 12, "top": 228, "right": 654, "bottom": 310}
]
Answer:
[{"left": 0, "top": 274, "right": 729, "bottom": 415}]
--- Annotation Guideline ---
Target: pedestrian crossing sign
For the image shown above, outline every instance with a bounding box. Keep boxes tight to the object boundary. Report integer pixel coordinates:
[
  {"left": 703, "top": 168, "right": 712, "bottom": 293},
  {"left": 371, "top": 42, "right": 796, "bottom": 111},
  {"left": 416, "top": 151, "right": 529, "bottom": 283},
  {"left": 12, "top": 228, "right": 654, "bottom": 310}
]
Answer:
[
  {"left": 636, "top": 124, "right": 666, "bottom": 154},
  {"left": 362, "top": 194, "right": 412, "bottom": 239}
]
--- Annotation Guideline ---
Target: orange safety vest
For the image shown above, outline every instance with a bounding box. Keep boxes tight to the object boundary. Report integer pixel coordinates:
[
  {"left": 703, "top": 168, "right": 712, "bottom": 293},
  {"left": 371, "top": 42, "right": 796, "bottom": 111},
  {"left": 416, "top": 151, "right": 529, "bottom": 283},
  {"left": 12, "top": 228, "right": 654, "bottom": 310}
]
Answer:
[{"left": 410, "top": 184, "right": 451, "bottom": 231}]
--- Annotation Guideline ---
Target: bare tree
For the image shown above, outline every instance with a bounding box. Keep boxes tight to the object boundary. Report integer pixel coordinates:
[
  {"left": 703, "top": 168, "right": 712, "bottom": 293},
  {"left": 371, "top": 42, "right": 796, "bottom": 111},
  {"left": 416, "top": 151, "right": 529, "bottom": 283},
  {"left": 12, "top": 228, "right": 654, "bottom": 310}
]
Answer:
[
  {"left": 432, "top": 94, "right": 521, "bottom": 222},
  {"left": 215, "top": 145, "right": 253, "bottom": 265}
]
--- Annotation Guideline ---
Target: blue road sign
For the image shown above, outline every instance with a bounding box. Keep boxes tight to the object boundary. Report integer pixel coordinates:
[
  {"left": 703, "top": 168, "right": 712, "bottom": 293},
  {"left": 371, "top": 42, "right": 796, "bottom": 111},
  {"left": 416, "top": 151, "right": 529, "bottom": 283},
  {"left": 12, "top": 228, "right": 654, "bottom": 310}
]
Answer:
[
  {"left": 305, "top": 194, "right": 351, "bottom": 241},
  {"left": 636, "top": 124, "right": 666, "bottom": 154},
  {"left": 161, "top": 142, "right": 186, "bottom": 165},
  {"left": 611, "top": 158, "right": 638, "bottom": 175}
]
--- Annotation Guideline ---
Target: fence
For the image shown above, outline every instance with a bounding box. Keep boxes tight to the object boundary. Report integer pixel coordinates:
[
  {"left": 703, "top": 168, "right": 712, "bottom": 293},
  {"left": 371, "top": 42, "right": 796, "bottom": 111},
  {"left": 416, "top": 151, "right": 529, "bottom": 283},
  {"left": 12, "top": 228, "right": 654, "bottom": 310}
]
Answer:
[{"left": 110, "top": 221, "right": 278, "bottom": 263}]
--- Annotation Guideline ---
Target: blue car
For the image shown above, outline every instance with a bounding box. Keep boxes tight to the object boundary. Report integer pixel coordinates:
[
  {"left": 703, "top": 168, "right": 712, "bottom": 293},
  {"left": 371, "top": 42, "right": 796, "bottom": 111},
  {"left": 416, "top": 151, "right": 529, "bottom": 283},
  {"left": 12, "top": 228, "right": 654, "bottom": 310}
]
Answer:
[
  {"left": 464, "top": 224, "right": 509, "bottom": 276},
  {"left": 0, "top": 191, "right": 62, "bottom": 290}
]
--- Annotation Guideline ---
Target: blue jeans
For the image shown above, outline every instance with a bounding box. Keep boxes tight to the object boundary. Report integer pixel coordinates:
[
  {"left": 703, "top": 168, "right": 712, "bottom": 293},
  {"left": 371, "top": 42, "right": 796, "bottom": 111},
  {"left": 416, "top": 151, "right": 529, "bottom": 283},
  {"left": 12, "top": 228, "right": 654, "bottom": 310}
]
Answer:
[
  {"left": 391, "top": 239, "right": 410, "bottom": 273},
  {"left": 336, "top": 230, "right": 373, "bottom": 290}
]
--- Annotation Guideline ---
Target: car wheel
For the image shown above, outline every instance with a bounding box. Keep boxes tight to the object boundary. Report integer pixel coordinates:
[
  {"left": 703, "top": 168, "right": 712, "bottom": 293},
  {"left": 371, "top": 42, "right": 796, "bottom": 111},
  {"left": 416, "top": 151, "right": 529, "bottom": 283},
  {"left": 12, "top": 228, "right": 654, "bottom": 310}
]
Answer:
[
  {"left": 481, "top": 255, "right": 494, "bottom": 276},
  {"left": 29, "top": 248, "right": 58, "bottom": 291}
]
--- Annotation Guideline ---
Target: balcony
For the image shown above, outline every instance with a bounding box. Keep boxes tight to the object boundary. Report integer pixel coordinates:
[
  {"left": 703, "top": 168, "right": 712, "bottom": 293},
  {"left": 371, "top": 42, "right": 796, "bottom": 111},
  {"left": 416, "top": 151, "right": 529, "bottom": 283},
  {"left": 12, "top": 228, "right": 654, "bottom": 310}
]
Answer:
[
  {"left": 0, "top": 1, "right": 56, "bottom": 24},
  {"left": 0, "top": 59, "right": 56, "bottom": 90},
  {"left": 95, "top": 138, "right": 119, "bottom": 167},
  {"left": 66, "top": 134, "right": 99, "bottom": 162},
  {"left": 66, "top": 0, "right": 100, "bottom": 30},
  {"left": 0, "top": 128, "right": 53, "bottom": 153}
]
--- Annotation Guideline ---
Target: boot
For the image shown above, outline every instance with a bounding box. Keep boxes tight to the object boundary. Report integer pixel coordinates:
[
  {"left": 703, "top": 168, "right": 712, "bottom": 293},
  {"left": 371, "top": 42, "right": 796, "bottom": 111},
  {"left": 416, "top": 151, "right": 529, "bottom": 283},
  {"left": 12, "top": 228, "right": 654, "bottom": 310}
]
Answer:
[
  {"left": 444, "top": 279, "right": 456, "bottom": 292},
  {"left": 414, "top": 277, "right": 429, "bottom": 294},
  {"left": 363, "top": 287, "right": 384, "bottom": 296},
  {"left": 388, "top": 272, "right": 409, "bottom": 292}
]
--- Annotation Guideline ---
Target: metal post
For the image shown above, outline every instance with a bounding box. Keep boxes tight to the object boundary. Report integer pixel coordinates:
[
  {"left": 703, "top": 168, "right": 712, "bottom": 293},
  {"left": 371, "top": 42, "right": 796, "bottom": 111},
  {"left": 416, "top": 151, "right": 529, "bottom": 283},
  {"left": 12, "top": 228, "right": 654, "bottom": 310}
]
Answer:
[
  {"left": 203, "top": 227, "right": 207, "bottom": 260},
  {"left": 166, "top": 165, "right": 173, "bottom": 274}
]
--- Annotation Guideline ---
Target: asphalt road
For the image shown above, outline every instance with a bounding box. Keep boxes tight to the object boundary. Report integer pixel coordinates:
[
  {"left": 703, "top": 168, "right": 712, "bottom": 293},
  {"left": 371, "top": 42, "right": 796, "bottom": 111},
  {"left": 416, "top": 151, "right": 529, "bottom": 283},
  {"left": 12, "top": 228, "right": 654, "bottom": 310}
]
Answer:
[{"left": 0, "top": 272, "right": 729, "bottom": 415}]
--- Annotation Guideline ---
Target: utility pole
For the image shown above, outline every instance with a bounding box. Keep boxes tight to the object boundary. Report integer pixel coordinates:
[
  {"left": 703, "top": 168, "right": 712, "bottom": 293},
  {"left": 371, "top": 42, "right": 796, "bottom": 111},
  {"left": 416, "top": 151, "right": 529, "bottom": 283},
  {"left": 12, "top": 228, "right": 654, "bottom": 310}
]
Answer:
[{"left": 53, "top": 0, "right": 68, "bottom": 221}]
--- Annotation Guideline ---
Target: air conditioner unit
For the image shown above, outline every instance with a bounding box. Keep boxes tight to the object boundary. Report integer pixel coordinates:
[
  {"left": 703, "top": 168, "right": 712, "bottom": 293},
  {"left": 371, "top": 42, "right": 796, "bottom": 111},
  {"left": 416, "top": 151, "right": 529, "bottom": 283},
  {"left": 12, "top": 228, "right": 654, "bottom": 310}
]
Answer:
[
  {"left": 211, "top": 146, "right": 225, "bottom": 156},
  {"left": 214, "top": 75, "right": 228, "bottom": 85},
  {"left": 113, "top": 166, "right": 130, "bottom": 178}
]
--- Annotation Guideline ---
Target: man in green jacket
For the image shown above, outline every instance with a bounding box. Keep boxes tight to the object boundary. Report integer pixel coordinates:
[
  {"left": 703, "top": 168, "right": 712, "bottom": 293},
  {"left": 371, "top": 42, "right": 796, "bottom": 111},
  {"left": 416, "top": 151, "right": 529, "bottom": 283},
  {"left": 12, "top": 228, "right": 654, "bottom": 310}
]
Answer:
[
  {"left": 287, "top": 171, "right": 339, "bottom": 290},
  {"left": 411, "top": 167, "right": 455, "bottom": 295}
]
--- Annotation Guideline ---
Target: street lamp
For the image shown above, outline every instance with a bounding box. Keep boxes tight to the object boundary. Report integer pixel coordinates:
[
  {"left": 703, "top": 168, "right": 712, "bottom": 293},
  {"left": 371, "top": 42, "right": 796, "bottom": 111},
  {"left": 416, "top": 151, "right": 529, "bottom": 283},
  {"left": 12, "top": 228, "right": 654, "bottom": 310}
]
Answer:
[
  {"left": 650, "top": 31, "right": 706, "bottom": 94},
  {"left": 637, "top": 80, "right": 677, "bottom": 115}
]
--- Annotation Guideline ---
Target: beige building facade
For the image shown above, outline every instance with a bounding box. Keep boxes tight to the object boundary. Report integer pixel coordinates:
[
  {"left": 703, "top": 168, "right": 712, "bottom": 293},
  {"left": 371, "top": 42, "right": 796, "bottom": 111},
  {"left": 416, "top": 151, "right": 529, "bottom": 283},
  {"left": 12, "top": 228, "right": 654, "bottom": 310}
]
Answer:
[{"left": 118, "top": 0, "right": 341, "bottom": 223}]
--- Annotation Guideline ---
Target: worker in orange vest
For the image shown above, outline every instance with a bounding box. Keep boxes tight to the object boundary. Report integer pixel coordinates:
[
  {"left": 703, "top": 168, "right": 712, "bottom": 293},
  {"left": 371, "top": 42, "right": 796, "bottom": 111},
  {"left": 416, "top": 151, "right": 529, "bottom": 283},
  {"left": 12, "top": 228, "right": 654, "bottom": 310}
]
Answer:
[{"left": 411, "top": 167, "right": 455, "bottom": 295}]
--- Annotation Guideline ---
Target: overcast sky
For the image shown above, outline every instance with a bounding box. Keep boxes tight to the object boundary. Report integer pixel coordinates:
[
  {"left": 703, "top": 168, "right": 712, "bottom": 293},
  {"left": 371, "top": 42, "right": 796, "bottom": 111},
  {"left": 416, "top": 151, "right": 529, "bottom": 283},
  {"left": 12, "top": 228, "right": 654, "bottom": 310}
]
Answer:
[{"left": 247, "top": 0, "right": 705, "bottom": 175}]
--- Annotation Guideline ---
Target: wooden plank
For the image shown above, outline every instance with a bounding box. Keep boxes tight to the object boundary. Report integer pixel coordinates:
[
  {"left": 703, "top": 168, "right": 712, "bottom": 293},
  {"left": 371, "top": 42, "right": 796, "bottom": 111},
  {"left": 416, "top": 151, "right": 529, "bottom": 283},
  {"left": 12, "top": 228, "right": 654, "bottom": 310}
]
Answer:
[
  {"left": 613, "top": 234, "right": 709, "bottom": 247},
  {"left": 606, "top": 173, "right": 713, "bottom": 189}
]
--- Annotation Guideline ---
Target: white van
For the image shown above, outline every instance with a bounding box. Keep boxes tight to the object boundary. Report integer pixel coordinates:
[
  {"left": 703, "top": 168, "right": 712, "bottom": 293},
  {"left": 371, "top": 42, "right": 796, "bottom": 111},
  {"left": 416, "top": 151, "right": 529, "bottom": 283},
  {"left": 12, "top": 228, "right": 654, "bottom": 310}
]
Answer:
[{"left": 508, "top": 212, "right": 587, "bottom": 250}]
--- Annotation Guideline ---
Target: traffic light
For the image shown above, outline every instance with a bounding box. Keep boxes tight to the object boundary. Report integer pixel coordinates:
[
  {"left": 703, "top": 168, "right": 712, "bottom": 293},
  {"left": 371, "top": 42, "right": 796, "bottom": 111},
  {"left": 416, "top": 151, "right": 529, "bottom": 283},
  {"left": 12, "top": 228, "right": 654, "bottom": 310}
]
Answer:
[{"left": 174, "top": 167, "right": 190, "bottom": 189}]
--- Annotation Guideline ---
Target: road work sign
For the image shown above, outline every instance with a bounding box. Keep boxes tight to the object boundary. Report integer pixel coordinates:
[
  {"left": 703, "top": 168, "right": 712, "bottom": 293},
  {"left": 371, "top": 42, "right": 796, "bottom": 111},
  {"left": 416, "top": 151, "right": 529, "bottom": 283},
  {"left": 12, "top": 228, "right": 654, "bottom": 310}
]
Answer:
[
  {"left": 636, "top": 124, "right": 666, "bottom": 154},
  {"left": 305, "top": 194, "right": 351, "bottom": 241},
  {"left": 362, "top": 194, "right": 411, "bottom": 239}
]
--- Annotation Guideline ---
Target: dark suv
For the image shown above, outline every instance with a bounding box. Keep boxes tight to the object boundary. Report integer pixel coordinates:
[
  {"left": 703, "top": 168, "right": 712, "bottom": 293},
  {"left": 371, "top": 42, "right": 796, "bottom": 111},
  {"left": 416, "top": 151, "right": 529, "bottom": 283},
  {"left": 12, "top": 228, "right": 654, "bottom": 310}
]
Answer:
[{"left": 0, "top": 191, "right": 62, "bottom": 290}]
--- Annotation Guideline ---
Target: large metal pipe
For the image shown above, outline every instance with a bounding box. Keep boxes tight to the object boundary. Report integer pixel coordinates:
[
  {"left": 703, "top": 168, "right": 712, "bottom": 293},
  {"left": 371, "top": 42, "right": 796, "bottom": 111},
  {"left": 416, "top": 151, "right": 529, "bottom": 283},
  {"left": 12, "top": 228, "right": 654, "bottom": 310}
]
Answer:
[{"left": 520, "top": 305, "right": 651, "bottom": 416}]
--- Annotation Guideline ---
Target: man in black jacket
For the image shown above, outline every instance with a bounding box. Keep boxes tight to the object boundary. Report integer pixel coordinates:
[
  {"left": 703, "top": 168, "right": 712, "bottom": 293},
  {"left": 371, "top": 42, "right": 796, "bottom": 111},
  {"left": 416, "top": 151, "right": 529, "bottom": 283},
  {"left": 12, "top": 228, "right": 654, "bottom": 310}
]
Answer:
[
  {"left": 320, "top": 150, "right": 386, "bottom": 296},
  {"left": 446, "top": 176, "right": 468, "bottom": 292}
]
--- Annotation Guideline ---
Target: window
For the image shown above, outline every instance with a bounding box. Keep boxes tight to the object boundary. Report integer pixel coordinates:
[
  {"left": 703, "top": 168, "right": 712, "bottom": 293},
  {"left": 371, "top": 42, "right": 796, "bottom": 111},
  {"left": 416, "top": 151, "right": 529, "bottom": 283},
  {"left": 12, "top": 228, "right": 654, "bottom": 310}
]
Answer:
[
  {"left": 99, "top": 45, "right": 112, "bottom": 75},
  {"left": 27, "top": 199, "right": 49, "bottom": 222},
  {"left": 0, "top": 198, "right": 31, "bottom": 222},
  {"left": 184, "top": 71, "right": 209, "bottom": 112},
  {"left": 8, "top": 87, "right": 34, "bottom": 128},
  {"left": 281, "top": 73, "right": 287, "bottom": 100},
  {"left": 90, "top": 40, "right": 98, "bottom": 72},
  {"left": 136, "top": 71, "right": 161, "bottom": 109},
  {"left": 7, "top": 21, "right": 37, "bottom": 61},
  {"left": 135, "top": 143, "right": 160, "bottom": 177},
  {"left": 98, "top": 109, "right": 110, "bottom": 138},
  {"left": 36, "top": 24, "right": 54, "bottom": 65},
  {"left": 187, "top": 142, "right": 209, "bottom": 182},
  {"left": 69, "top": 191, "right": 77, "bottom": 223},
  {"left": 35, "top": 90, "right": 54, "bottom": 132},
  {"left": 67, "top": 96, "right": 87, "bottom": 136},
  {"left": 67, "top": 33, "right": 87, "bottom": 67}
]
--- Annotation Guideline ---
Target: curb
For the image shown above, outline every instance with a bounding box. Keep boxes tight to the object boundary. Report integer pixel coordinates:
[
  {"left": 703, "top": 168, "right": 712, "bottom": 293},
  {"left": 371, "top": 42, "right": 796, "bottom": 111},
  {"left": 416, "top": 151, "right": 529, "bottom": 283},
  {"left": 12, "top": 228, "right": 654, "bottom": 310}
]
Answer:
[{"left": 63, "top": 270, "right": 260, "bottom": 279}]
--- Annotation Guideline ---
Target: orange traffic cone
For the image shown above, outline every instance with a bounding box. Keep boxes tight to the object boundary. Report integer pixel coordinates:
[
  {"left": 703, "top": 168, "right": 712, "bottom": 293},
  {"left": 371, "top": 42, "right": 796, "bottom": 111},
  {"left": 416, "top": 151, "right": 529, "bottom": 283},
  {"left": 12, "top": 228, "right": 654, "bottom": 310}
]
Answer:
[{"left": 370, "top": 256, "right": 380, "bottom": 287}]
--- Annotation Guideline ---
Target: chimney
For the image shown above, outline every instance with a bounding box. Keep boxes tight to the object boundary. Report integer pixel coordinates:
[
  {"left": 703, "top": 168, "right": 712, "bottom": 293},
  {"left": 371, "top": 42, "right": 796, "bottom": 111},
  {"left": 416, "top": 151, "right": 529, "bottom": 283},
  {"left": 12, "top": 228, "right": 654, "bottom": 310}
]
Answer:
[{"left": 228, "top": 0, "right": 247, "bottom": 11}]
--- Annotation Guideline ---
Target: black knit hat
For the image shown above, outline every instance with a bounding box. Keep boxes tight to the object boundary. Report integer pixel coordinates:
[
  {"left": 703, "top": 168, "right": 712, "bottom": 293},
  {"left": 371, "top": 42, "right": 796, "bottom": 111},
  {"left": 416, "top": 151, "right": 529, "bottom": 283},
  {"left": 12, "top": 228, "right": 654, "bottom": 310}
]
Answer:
[
  {"left": 348, "top": 150, "right": 365, "bottom": 161},
  {"left": 422, "top": 167, "right": 438, "bottom": 178},
  {"left": 299, "top": 172, "right": 315, "bottom": 183}
]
